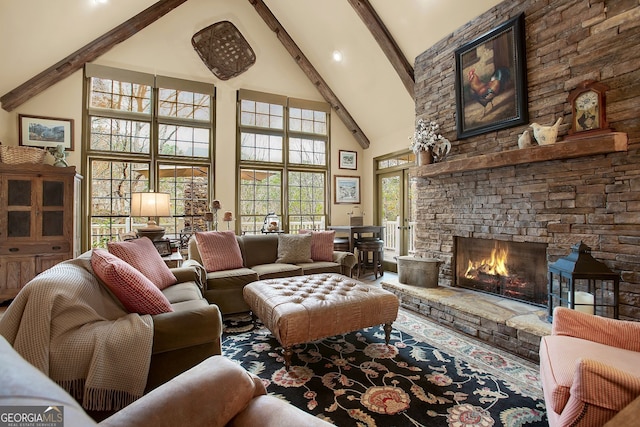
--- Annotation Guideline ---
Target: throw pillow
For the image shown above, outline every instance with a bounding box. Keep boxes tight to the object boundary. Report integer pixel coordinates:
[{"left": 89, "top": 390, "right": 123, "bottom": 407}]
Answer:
[
  {"left": 91, "top": 249, "right": 174, "bottom": 315},
  {"left": 276, "top": 233, "right": 313, "bottom": 264},
  {"left": 107, "top": 237, "right": 177, "bottom": 290},
  {"left": 195, "top": 230, "right": 244, "bottom": 272},
  {"left": 311, "top": 230, "right": 336, "bottom": 262}
]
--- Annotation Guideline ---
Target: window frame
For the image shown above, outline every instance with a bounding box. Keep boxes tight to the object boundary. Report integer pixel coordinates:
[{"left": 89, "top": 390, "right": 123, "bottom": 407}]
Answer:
[
  {"left": 237, "top": 89, "right": 330, "bottom": 234},
  {"left": 83, "top": 64, "right": 215, "bottom": 250}
]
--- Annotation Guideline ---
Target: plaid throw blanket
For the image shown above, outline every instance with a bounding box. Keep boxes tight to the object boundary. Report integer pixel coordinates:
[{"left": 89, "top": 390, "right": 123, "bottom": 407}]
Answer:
[{"left": 0, "top": 254, "right": 153, "bottom": 411}]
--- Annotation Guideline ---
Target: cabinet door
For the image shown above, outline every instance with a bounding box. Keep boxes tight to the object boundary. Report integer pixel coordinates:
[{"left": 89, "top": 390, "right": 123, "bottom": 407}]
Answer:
[
  {"left": 0, "top": 255, "right": 37, "bottom": 301},
  {"left": 4, "top": 177, "right": 35, "bottom": 239},
  {"left": 40, "top": 179, "right": 67, "bottom": 238},
  {"left": 37, "top": 254, "right": 67, "bottom": 275}
]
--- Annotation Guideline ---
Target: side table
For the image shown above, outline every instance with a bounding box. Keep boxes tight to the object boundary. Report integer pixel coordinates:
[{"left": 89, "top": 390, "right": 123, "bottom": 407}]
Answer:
[{"left": 162, "top": 252, "right": 184, "bottom": 268}]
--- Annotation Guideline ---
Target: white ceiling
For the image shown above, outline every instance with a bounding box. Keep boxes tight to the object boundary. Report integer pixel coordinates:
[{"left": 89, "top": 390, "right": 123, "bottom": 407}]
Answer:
[{"left": 0, "top": 0, "right": 502, "bottom": 151}]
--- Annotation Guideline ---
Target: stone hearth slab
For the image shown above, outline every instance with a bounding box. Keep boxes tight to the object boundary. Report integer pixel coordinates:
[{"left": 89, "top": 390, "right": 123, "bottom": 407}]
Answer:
[{"left": 381, "top": 280, "right": 551, "bottom": 362}]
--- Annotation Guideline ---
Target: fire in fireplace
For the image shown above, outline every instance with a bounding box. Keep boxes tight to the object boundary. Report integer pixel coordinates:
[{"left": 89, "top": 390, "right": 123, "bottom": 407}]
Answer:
[{"left": 454, "top": 237, "right": 548, "bottom": 306}]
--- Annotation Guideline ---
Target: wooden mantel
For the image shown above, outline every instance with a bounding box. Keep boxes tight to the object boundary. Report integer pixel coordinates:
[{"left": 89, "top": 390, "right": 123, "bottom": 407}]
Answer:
[{"left": 412, "top": 132, "right": 628, "bottom": 178}]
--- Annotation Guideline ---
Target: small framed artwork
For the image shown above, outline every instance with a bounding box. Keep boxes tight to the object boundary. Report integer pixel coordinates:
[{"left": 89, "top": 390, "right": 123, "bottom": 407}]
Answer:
[
  {"left": 334, "top": 175, "right": 361, "bottom": 204},
  {"left": 19, "top": 114, "right": 75, "bottom": 151},
  {"left": 454, "top": 13, "right": 528, "bottom": 139},
  {"left": 338, "top": 150, "right": 357, "bottom": 170},
  {"left": 153, "top": 239, "right": 172, "bottom": 256}
]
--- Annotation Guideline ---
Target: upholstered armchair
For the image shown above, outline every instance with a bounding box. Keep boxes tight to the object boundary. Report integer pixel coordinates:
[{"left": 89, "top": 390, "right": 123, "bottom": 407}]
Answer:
[
  {"left": 539, "top": 307, "right": 640, "bottom": 426},
  {"left": 0, "top": 336, "right": 331, "bottom": 427}
]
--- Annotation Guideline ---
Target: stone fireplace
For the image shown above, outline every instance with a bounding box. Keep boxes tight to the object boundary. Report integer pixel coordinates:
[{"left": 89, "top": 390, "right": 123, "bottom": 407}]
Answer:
[
  {"left": 410, "top": 0, "right": 640, "bottom": 321},
  {"left": 454, "top": 237, "right": 547, "bottom": 306}
]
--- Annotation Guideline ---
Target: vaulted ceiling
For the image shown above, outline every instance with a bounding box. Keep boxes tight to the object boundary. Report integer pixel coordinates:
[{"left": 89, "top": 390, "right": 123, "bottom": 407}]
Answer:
[{"left": 0, "top": 0, "right": 502, "bottom": 150}]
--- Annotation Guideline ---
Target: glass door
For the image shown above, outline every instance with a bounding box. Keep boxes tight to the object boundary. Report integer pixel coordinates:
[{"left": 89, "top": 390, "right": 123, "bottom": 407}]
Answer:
[{"left": 377, "top": 169, "right": 416, "bottom": 272}]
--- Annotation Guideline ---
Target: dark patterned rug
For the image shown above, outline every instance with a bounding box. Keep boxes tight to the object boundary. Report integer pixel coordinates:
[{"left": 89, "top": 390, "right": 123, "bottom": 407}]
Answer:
[{"left": 222, "top": 309, "right": 547, "bottom": 427}]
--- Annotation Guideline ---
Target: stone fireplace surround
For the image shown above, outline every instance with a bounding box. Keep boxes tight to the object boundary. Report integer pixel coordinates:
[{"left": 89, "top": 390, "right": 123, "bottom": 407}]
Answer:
[{"left": 407, "top": 0, "right": 640, "bottom": 323}]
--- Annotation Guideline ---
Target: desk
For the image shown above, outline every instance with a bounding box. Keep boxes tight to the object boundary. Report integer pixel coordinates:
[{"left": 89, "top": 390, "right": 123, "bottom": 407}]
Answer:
[{"left": 327, "top": 225, "right": 384, "bottom": 253}]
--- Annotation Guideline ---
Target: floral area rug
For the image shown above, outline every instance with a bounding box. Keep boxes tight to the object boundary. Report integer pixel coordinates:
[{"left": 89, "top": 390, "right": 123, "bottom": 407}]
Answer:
[{"left": 222, "top": 308, "right": 548, "bottom": 427}]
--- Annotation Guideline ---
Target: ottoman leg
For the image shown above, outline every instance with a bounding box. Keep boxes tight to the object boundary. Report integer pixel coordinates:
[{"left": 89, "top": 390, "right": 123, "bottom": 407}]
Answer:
[
  {"left": 283, "top": 346, "right": 293, "bottom": 371},
  {"left": 383, "top": 323, "right": 392, "bottom": 345}
]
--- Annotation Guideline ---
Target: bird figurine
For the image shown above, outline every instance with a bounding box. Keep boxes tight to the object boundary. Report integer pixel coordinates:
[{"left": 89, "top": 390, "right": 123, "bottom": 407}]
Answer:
[
  {"left": 530, "top": 117, "right": 563, "bottom": 146},
  {"left": 517, "top": 130, "right": 533, "bottom": 149}
]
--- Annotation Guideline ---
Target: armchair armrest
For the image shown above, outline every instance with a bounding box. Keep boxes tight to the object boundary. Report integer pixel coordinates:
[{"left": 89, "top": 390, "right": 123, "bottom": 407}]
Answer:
[
  {"left": 100, "top": 356, "right": 265, "bottom": 427},
  {"left": 333, "top": 251, "right": 357, "bottom": 276},
  {"left": 170, "top": 265, "right": 199, "bottom": 284},
  {"left": 571, "top": 358, "right": 640, "bottom": 411},
  {"left": 152, "top": 304, "right": 222, "bottom": 353},
  {"left": 552, "top": 307, "right": 640, "bottom": 351}
]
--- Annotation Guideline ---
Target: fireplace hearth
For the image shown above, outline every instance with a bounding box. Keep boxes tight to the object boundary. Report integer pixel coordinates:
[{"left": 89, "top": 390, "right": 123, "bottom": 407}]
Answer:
[{"left": 454, "top": 237, "right": 548, "bottom": 306}]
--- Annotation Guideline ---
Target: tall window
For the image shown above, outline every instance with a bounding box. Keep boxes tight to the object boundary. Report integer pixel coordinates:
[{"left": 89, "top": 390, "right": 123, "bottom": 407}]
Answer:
[
  {"left": 238, "top": 90, "right": 329, "bottom": 234},
  {"left": 85, "top": 64, "right": 214, "bottom": 248}
]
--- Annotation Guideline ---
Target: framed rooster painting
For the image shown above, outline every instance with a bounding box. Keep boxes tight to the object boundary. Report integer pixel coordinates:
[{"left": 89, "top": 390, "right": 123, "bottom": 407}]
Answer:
[{"left": 454, "top": 13, "right": 528, "bottom": 139}]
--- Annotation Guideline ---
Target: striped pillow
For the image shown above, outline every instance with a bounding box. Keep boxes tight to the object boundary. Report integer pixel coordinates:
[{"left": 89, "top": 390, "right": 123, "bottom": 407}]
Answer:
[
  {"left": 91, "top": 249, "right": 174, "bottom": 315},
  {"left": 299, "top": 230, "right": 335, "bottom": 262},
  {"left": 108, "top": 237, "right": 177, "bottom": 290},
  {"left": 195, "top": 230, "right": 244, "bottom": 272}
]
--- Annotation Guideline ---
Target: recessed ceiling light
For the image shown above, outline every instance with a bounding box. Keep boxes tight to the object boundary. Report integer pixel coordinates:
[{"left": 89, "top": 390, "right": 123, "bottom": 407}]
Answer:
[
  {"left": 94, "top": 0, "right": 108, "bottom": 4},
  {"left": 332, "top": 50, "right": 343, "bottom": 62}
]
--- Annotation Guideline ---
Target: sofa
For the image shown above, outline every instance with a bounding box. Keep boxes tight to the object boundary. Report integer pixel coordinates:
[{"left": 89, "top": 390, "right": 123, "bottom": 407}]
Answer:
[
  {"left": 539, "top": 307, "right": 640, "bottom": 426},
  {"left": 0, "top": 336, "right": 332, "bottom": 427},
  {"left": 185, "top": 231, "right": 358, "bottom": 314},
  {"left": 0, "top": 247, "right": 222, "bottom": 412}
]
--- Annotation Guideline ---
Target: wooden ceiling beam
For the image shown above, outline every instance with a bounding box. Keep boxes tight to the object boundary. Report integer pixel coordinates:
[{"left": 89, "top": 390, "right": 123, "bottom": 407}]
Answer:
[
  {"left": 0, "top": 0, "right": 189, "bottom": 112},
  {"left": 347, "top": 0, "right": 414, "bottom": 99},
  {"left": 248, "top": 0, "right": 370, "bottom": 149}
]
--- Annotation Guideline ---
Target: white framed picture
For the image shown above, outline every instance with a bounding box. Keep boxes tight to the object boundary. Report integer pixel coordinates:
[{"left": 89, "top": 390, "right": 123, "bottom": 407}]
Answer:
[
  {"left": 338, "top": 150, "right": 357, "bottom": 170},
  {"left": 334, "top": 175, "right": 360, "bottom": 204},
  {"left": 19, "top": 114, "right": 74, "bottom": 151}
]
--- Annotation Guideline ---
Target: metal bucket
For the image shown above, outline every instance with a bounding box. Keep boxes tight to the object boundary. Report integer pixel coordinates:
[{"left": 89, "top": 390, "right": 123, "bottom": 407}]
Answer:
[{"left": 397, "top": 256, "right": 441, "bottom": 288}]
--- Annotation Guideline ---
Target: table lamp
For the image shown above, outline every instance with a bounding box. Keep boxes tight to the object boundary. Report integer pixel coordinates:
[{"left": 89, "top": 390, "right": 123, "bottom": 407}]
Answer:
[{"left": 131, "top": 192, "right": 171, "bottom": 241}]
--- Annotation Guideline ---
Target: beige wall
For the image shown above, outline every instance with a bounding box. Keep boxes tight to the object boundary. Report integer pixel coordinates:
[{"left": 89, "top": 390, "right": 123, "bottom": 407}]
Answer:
[{"left": 0, "top": 0, "right": 412, "bottom": 227}]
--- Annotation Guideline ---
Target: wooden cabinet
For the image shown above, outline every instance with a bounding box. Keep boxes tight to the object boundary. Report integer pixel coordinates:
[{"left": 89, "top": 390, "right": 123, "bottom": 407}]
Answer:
[{"left": 0, "top": 164, "right": 80, "bottom": 302}]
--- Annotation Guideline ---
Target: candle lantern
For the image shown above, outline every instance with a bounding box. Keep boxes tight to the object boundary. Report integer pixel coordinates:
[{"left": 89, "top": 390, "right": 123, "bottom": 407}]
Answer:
[{"left": 547, "top": 241, "right": 619, "bottom": 321}]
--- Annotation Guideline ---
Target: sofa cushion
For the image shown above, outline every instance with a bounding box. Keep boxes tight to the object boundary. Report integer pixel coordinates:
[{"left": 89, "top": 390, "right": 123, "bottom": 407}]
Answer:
[
  {"left": 297, "top": 261, "right": 342, "bottom": 276},
  {"left": 539, "top": 335, "right": 640, "bottom": 414},
  {"left": 276, "top": 233, "right": 312, "bottom": 264},
  {"left": 299, "top": 230, "right": 335, "bottom": 262},
  {"left": 195, "top": 230, "right": 244, "bottom": 272},
  {"left": 238, "top": 234, "right": 279, "bottom": 267},
  {"left": 251, "top": 263, "right": 303, "bottom": 279},
  {"left": 108, "top": 237, "right": 177, "bottom": 290},
  {"left": 162, "top": 281, "right": 203, "bottom": 304},
  {"left": 91, "top": 249, "right": 174, "bottom": 315}
]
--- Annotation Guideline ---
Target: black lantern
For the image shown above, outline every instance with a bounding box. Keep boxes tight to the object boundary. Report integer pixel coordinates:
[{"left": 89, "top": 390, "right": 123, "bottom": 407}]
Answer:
[{"left": 547, "top": 241, "right": 619, "bottom": 320}]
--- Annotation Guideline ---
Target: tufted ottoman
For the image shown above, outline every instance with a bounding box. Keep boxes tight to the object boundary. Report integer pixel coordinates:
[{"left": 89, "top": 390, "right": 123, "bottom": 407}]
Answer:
[{"left": 243, "top": 273, "right": 399, "bottom": 369}]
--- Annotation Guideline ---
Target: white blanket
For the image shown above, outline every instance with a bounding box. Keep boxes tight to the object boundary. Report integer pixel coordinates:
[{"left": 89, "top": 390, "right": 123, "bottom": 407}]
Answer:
[{"left": 0, "top": 255, "right": 153, "bottom": 411}]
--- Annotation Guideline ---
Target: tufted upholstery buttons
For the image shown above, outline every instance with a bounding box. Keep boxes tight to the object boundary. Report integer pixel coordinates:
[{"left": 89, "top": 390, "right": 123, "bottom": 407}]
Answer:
[{"left": 243, "top": 273, "right": 399, "bottom": 370}]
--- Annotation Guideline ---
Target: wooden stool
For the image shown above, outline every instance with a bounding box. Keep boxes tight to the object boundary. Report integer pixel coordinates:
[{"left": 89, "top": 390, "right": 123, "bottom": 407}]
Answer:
[
  {"left": 355, "top": 239, "right": 384, "bottom": 279},
  {"left": 333, "top": 237, "right": 350, "bottom": 252}
]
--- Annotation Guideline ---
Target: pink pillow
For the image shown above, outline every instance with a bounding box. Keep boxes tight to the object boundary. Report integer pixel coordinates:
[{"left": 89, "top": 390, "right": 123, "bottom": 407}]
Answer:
[
  {"left": 107, "top": 237, "right": 177, "bottom": 290},
  {"left": 91, "top": 249, "right": 174, "bottom": 315},
  {"left": 299, "top": 230, "right": 335, "bottom": 262},
  {"left": 195, "top": 231, "right": 244, "bottom": 272}
]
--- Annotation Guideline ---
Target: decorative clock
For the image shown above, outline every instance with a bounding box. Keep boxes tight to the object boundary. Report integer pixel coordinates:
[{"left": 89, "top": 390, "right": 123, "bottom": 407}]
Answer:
[{"left": 566, "top": 80, "right": 611, "bottom": 139}]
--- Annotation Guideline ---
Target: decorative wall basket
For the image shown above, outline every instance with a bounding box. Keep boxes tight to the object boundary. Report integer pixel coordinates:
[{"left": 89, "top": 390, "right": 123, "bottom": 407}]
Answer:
[{"left": 191, "top": 21, "right": 256, "bottom": 80}]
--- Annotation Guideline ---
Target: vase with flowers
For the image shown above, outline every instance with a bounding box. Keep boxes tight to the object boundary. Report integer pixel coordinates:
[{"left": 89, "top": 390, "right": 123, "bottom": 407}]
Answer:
[{"left": 410, "top": 119, "right": 451, "bottom": 165}]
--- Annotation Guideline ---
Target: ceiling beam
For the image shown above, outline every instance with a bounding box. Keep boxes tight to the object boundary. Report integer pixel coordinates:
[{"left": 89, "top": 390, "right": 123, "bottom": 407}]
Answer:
[
  {"left": 248, "top": 0, "right": 370, "bottom": 149},
  {"left": 0, "top": 0, "right": 189, "bottom": 112},
  {"left": 347, "top": 0, "right": 414, "bottom": 99}
]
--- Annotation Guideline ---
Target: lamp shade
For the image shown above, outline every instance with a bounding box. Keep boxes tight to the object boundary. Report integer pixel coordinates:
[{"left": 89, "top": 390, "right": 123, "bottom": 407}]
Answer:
[{"left": 131, "top": 192, "right": 171, "bottom": 218}]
